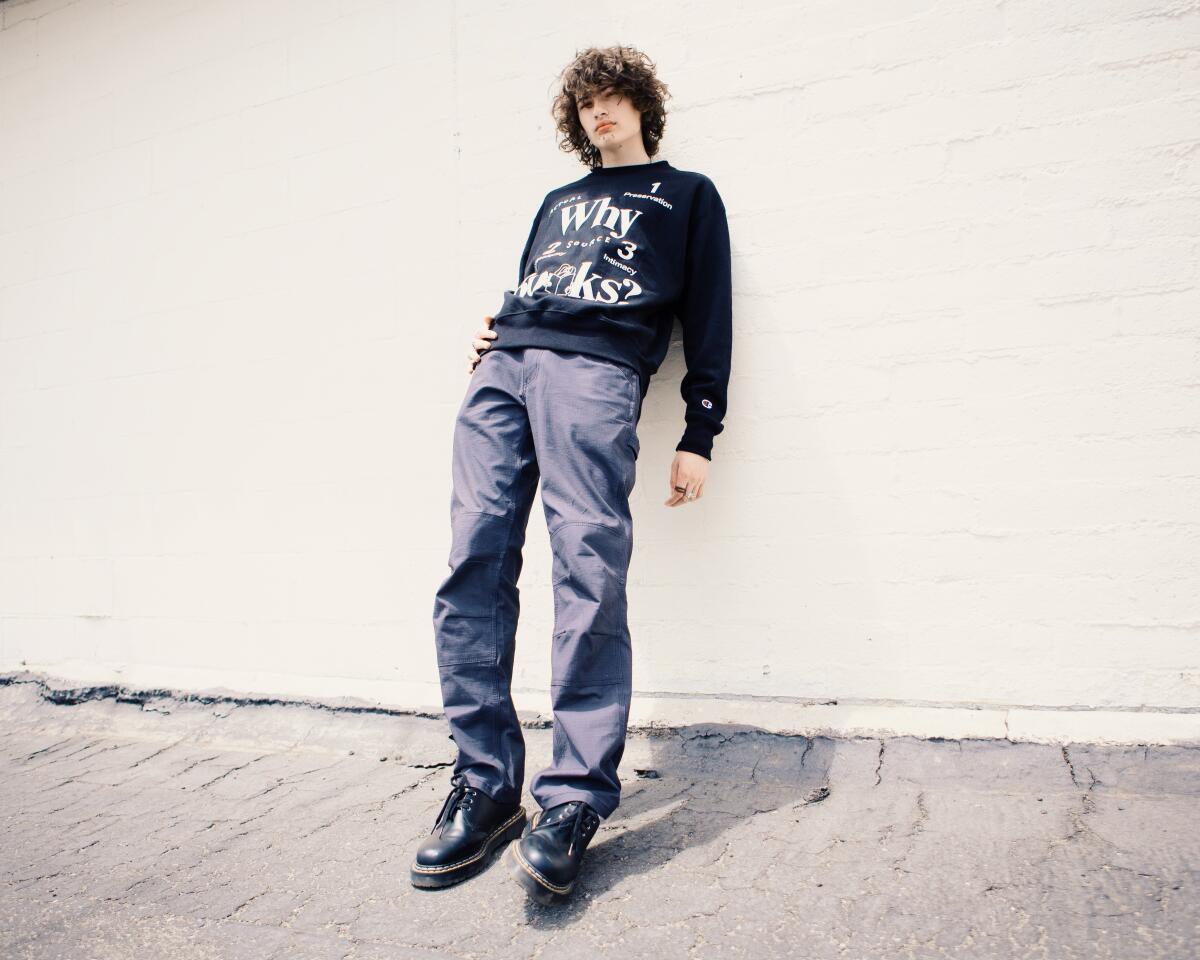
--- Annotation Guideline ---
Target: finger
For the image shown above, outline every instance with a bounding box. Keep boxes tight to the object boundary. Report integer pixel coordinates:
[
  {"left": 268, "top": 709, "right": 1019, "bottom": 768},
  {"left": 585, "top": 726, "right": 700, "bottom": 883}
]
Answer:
[
  {"left": 483, "top": 315, "right": 495, "bottom": 327},
  {"left": 665, "top": 466, "right": 683, "bottom": 505}
]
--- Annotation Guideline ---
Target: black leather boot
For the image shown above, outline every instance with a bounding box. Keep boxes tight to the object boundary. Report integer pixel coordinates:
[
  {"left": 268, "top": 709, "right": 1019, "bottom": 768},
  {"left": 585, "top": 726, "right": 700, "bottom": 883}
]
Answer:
[
  {"left": 506, "top": 799, "right": 602, "bottom": 903},
  {"left": 410, "top": 772, "right": 527, "bottom": 889}
]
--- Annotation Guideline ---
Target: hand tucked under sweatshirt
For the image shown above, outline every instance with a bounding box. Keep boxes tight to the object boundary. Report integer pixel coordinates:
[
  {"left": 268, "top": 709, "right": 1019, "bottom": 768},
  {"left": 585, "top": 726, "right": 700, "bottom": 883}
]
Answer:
[{"left": 489, "top": 158, "right": 732, "bottom": 460}]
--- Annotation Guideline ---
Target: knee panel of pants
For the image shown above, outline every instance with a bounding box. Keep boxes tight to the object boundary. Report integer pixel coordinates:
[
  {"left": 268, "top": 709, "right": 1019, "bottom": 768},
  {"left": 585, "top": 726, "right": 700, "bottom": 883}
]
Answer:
[
  {"left": 434, "top": 510, "right": 510, "bottom": 667},
  {"left": 549, "top": 521, "right": 632, "bottom": 680},
  {"left": 549, "top": 629, "right": 632, "bottom": 687}
]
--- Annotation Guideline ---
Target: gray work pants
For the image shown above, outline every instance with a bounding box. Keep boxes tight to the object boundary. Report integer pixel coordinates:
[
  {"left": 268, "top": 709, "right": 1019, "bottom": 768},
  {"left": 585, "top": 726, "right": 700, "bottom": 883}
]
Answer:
[{"left": 432, "top": 345, "right": 643, "bottom": 820}]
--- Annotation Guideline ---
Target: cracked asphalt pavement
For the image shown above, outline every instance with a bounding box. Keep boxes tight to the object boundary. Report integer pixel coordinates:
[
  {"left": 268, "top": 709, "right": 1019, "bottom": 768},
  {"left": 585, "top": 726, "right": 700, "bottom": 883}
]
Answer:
[{"left": 1, "top": 674, "right": 1197, "bottom": 959}]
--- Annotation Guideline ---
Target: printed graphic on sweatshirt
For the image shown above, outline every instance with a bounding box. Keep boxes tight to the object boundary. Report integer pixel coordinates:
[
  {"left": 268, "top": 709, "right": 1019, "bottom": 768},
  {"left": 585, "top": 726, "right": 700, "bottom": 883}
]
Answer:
[{"left": 518, "top": 185, "right": 674, "bottom": 307}]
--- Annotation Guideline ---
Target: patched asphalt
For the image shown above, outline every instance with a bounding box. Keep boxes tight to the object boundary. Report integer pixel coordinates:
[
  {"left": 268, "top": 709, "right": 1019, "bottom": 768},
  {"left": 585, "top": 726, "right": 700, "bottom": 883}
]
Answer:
[{"left": 1, "top": 674, "right": 1197, "bottom": 959}]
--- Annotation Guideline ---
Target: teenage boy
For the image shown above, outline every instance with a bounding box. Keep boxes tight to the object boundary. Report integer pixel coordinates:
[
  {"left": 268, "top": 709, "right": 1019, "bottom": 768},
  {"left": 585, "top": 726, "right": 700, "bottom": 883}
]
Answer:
[{"left": 411, "top": 45, "right": 732, "bottom": 903}]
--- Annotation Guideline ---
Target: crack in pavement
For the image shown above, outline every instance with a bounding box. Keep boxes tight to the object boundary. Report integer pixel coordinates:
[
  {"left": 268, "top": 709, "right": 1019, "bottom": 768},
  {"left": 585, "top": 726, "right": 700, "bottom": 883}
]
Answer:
[{"left": 2, "top": 678, "right": 1197, "bottom": 958}]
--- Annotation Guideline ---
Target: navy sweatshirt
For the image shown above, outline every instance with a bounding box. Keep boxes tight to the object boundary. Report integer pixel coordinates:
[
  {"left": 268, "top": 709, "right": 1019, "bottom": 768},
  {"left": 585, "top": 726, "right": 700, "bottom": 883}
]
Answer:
[{"left": 489, "top": 158, "right": 732, "bottom": 460}]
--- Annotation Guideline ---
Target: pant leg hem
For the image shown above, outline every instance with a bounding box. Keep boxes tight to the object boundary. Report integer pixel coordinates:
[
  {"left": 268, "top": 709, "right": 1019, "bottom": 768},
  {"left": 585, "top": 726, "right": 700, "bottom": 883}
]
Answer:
[
  {"left": 458, "top": 772, "right": 520, "bottom": 807},
  {"left": 535, "top": 789, "right": 617, "bottom": 820}
]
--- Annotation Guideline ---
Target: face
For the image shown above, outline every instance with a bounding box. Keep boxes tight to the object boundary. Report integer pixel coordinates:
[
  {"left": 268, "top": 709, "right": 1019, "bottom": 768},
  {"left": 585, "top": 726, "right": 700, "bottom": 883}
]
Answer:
[{"left": 577, "top": 85, "right": 642, "bottom": 150}]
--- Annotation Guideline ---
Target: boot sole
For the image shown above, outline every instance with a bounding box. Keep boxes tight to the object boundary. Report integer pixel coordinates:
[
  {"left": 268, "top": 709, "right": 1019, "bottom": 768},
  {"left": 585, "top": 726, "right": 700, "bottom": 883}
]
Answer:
[
  {"left": 506, "top": 831, "right": 578, "bottom": 905},
  {"left": 409, "top": 806, "right": 527, "bottom": 889}
]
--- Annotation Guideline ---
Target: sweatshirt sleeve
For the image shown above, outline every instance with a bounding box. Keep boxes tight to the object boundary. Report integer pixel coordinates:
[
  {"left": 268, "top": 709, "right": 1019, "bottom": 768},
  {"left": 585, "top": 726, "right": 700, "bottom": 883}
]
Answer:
[
  {"left": 513, "top": 194, "right": 547, "bottom": 291},
  {"left": 674, "top": 176, "right": 733, "bottom": 461}
]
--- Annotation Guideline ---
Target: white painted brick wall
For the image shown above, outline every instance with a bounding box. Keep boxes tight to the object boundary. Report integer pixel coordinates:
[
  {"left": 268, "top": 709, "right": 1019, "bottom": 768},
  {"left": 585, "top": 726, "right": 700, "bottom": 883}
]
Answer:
[{"left": 1, "top": 0, "right": 1198, "bottom": 743}]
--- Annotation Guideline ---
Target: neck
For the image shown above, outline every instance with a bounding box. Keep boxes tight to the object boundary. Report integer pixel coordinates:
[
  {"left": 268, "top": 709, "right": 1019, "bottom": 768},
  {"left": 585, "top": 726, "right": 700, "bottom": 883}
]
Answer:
[{"left": 597, "top": 145, "right": 653, "bottom": 168}]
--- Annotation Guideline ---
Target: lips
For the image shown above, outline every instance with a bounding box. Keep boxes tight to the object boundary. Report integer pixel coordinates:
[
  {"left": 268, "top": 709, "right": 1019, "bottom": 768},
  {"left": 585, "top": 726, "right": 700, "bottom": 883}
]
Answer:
[{"left": 597, "top": 122, "right": 615, "bottom": 133}]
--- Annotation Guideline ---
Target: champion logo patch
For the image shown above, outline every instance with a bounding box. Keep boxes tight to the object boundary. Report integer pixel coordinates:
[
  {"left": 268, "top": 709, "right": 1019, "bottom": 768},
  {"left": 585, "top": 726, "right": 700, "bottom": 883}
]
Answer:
[{"left": 701, "top": 398, "right": 713, "bottom": 409}]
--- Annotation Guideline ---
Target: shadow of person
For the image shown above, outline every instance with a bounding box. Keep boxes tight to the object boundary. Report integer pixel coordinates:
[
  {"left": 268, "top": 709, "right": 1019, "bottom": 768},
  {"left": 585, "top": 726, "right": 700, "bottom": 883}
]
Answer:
[{"left": 515, "top": 722, "right": 834, "bottom": 921}]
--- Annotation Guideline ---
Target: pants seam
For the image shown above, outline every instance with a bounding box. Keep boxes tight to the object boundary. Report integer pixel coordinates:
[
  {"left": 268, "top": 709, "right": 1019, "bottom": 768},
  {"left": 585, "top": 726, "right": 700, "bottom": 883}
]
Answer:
[{"left": 491, "top": 389, "right": 533, "bottom": 801}]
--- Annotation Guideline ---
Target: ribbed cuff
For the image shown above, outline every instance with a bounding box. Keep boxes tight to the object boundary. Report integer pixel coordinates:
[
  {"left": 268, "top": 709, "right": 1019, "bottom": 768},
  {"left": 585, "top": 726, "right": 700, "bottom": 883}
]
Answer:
[{"left": 676, "top": 423, "right": 716, "bottom": 461}]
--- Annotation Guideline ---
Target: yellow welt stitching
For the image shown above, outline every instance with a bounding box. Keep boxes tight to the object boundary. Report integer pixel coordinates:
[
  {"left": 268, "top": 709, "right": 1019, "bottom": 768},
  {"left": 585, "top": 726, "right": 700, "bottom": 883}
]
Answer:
[
  {"left": 510, "top": 840, "right": 573, "bottom": 894},
  {"left": 411, "top": 808, "right": 525, "bottom": 874}
]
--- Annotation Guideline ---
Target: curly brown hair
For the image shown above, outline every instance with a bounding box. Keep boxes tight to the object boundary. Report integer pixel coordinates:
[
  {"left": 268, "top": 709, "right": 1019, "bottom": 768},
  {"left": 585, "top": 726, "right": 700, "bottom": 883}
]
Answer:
[{"left": 551, "top": 45, "right": 671, "bottom": 171}]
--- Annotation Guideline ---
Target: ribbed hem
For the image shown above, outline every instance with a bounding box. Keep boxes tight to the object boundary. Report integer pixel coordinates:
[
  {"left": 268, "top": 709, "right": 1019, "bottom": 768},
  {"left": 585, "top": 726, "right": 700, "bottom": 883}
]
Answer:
[
  {"left": 585, "top": 158, "right": 671, "bottom": 178},
  {"left": 487, "top": 323, "right": 642, "bottom": 381},
  {"left": 676, "top": 423, "right": 716, "bottom": 461}
]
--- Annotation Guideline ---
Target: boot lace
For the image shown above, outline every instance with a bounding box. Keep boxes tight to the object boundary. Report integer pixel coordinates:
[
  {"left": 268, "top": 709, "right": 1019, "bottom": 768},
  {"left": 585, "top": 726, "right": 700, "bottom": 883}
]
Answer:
[
  {"left": 565, "top": 802, "right": 600, "bottom": 857},
  {"left": 432, "top": 772, "right": 479, "bottom": 835}
]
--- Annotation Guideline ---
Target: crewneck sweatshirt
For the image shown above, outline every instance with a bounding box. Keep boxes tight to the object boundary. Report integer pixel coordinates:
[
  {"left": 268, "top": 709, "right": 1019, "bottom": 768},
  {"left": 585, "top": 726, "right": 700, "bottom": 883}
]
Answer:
[{"left": 489, "top": 158, "right": 732, "bottom": 460}]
